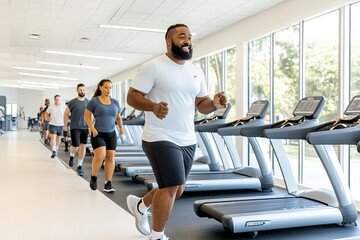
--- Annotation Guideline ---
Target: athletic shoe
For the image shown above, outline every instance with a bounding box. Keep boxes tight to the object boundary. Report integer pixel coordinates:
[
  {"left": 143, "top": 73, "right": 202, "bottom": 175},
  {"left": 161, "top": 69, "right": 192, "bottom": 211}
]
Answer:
[
  {"left": 69, "top": 156, "right": 74, "bottom": 167},
  {"left": 90, "top": 175, "right": 97, "bottom": 190},
  {"left": 147, "top": 234, "right": 169, "bottom": 240},
  {"left": 126, "top": 194, "right": 150, "bottom": 235},
  {"left": 51, "top": 151, "right": 56, "bottom": 158},
  {"left": 103, "top": 181, "right": 116, "bottom": 193},
  {"left": 76, "top": 166, "right": 84, "bottom": 176}
]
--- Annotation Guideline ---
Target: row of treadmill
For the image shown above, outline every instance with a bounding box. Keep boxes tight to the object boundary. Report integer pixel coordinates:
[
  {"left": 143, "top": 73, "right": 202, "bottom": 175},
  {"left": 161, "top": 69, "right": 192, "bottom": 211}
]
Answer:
[{"left": 114, "top": 95, "right": 360, "bottom": 237}]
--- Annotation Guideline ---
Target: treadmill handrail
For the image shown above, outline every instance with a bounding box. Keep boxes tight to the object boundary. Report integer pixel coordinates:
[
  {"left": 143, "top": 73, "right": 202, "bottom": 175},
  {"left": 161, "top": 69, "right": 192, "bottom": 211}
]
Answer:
[
  {"left": 239, "top": 120, "right": 286, "bottom": 137},
  {"left": 217, "top": 119, "right": 264, "bottom": 136},
  {"left": 307, "top": 124, "right": 360, "bottom": 145},
  {"left": 264, "top": 119, "right": 320, "bottom": 140}
]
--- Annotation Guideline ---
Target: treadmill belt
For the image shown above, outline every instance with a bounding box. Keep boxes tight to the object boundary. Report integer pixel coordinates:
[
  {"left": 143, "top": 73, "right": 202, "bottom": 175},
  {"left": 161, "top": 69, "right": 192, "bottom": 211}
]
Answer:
[
  {"left": 201, "top": 197, "right": 326, "bottom": 219},
  {"left": 187, "top": 173, "right": 249, "bottom": 180}
]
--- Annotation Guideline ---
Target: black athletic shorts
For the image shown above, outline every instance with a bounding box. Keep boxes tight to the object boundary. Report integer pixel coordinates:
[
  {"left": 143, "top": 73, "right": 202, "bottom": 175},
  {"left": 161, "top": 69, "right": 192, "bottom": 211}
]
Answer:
[
  {"left": 142, "top": 140, "right": 196, "bottom": 189},
  {"left": 91, "top": 131, "right": 117, "bottom": 151},
  {"left": 49, "top": 125, "right": 63, "bottom": 136},
  {"left": 63, "top": 130, "right": 69, "bottom": 138},
  {"left": 71, "top": 129, "right": 89, "bottom": 147},
  {"left": 44, "top": 120, "right": 49, "bottom": 130}
]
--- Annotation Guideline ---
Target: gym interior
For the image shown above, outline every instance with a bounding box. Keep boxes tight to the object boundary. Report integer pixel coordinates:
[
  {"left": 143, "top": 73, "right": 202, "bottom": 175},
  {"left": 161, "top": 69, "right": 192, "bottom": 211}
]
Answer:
[{"left": 1, "top": 0, "right": 360, "bottom": 239}]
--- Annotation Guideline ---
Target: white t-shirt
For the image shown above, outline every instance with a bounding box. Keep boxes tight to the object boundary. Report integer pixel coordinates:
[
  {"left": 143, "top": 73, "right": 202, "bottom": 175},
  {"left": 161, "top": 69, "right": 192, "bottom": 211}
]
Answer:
[
  {"left": 131, "top": 54, "right": 208, "bottom": 146},
  {"left": 46, "top": 104, "right": 66, "bottom": 127}
]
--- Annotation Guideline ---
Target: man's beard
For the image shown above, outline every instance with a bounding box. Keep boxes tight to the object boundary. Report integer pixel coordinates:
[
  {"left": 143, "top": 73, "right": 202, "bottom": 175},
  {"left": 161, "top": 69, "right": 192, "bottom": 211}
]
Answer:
[
  {"left": 171, "top": 40, "right": 193, "bottom": 60},
  {"left": 78, "top": 92, "right": 85, "bottom": 97}
]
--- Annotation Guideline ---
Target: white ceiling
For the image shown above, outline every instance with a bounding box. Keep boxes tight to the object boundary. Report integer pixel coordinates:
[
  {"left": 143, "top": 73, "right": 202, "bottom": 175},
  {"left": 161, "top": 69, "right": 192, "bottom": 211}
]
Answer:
[{"left": 0, "top": 0, "right": 286, "bottom": 90}]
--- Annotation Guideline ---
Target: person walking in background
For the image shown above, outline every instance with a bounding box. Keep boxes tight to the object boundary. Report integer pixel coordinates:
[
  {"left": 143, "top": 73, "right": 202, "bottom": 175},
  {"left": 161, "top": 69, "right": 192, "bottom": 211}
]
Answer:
[
  {"left": 41, "top": 98, "right": 50, "bottom": 145},
  {"left": 126, "top": 23, "right": 227, "bottom": 240},
  {"left": 63, "top": 83, "right": 89, "bottom": 176},
  {"left": 63, "top": 101, "right": 70, "bottom": 152},
  {"left": 44, "top": 95, "right": 66, "bottom": 158},
  {"left": 84, "top": 79, "right": 124, "bottom": 193}
]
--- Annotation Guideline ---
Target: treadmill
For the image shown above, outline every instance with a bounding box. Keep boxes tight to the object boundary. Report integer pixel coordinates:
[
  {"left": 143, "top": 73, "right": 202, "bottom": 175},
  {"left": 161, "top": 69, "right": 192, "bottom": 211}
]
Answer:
[
  {"left": 119, "top": 106, "right": 233, "bottom": 177},
  {"left": 131, "top": 104, "right": 233, "bottom": 186},
  {"left": 193, "top": 96, "right": 358, "bottom": 236},
  {"left": 133, "top": 100, "right": 275, "bottom": 192}
]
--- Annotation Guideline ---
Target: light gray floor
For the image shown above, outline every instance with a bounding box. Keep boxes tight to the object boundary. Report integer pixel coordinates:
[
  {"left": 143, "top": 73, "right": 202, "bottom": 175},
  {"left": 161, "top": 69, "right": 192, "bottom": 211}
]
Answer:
[{"left": 0, "top": 130, "right": 144, "bottom": 240}]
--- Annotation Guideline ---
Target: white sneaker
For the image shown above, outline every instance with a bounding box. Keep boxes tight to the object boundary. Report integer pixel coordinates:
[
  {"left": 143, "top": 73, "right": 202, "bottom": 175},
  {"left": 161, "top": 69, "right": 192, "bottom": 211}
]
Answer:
[
  {"left": 126, "top": 194, "right": 150, "bottom": 235},
  {"left": 147, "top": 234, "right": 169, "bottom": 240}
]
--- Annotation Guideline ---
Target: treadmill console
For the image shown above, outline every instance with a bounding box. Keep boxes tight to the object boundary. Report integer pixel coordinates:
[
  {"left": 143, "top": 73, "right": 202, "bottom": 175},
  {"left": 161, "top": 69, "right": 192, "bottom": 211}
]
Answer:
[
  {"left": 317, "top": 95, "right": 360, "bottom": 131},
  {"left": 227, "top": 100, "right": 270, "bottom": 126},
  {"left": 247, "top": 100, "right": 270, "bottom": 118},
  {"left": 195, "top": 103, "right": 232, "bottom": 125},
  {"left": 344, "top": 95, "right": 360, "bottom": 116},
  {"left": 293, "top": 96, "right": 325, "bottom": 119},
  {"left": 214, "top": 103, "right": 232, "bottom": 119}
]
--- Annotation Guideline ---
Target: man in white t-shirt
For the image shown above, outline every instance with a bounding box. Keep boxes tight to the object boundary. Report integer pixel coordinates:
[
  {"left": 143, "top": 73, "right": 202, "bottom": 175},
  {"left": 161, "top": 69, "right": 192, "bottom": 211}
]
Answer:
[
  {"left": 126, "top": 23, "right": 227, "bottom": 240},
  {"left": 45, "top": 95, "right": 66, "bottom": 158}
]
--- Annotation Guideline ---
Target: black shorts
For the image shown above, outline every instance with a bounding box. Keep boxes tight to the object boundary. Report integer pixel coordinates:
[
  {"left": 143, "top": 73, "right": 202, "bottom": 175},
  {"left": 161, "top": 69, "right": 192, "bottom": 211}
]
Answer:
[
  {"left": 63, "top": 130, "right": 69, "bottom": 138},
  {"left": 49, "top": 125, "right": 63, "bottom": 136},
  {"left": 142, "top": 140, "right": 196, "bottom": 189},
  {"left": 44, "top": 121, "right": 49, "bottom": 130},
  {"left": 71, "top": 129, "right": 89, "bottom": 147},
  {"left": 91, "top": 131, "right": 117, "bottom": 151}
]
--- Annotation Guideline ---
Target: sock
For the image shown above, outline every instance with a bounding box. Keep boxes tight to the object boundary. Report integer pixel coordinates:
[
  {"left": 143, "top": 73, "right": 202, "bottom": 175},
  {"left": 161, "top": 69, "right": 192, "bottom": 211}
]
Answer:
[
  {"left": 77, "top": 159, "right": 83, "bottom": 166},
  {"left": 64, "top": 141, "right": 68, "bottom": 148},
  {"left": 52, "top": 146, "right": 56, "bottom": 151},
  {"left": 70, "top": 152, "right": 75, "bottom": 157},
  {"left": 151, "top": 230, "right": 165, "bottom": 240},
  {"left": 137, "top": 198, "right": 149, "bottom": 214}
]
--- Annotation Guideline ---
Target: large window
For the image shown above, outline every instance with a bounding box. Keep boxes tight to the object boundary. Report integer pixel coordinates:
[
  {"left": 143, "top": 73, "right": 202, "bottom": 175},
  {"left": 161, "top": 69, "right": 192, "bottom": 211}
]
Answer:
[
  {"left": 350, "top": 2, "right": 360, "bottom": 200},
  {"left": 247, "top": 4, "right": 360, "bottom": 206},
  {"left": 248, "top": 37, "right": 271, "bottom": 167},
  {"left": 226, "top": 47, "right": 237, "bottom": 121},
  {"left": 303, "top": 10, "right": 340, "bottom": 189},
  {"left": 273, "top": 25, "right": 300, "bottom": 180},
  {"left": 248, "top": 11, "right": 342, "bottom": 187}
]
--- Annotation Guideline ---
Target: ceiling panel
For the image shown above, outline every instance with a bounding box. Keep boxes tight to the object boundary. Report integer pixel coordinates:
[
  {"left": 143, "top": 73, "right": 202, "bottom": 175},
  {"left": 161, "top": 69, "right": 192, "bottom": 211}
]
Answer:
[{"left": 0, "top": 0, "right": 286, "bottom": 89}]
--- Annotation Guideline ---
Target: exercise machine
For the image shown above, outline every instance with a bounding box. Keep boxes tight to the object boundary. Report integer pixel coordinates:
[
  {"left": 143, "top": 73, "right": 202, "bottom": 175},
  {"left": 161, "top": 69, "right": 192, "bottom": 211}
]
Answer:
[{"left": 193, "top": 96, "right": 356, "bottom": 237}]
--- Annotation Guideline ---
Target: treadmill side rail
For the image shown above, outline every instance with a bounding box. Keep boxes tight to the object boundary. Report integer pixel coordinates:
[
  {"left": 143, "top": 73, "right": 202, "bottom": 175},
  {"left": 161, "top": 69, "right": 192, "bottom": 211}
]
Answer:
[{"left": 223, "top": 207, "right": 342, "bottom": 233}]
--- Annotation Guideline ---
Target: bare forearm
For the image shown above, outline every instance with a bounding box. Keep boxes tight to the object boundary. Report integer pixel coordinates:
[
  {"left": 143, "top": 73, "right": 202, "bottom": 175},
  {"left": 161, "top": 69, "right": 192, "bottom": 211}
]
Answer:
[
  {"left": 127, "top": 91, "right": 155, "bottom": 112},
  {"left": 196, "top": 98, "right": 217, "bottom": 114}
]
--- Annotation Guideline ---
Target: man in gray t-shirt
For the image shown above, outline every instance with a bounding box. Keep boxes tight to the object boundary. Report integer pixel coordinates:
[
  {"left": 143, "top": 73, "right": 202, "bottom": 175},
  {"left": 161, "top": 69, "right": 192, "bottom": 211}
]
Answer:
[{"left": 63, "top": 83, "right": 89, "bottom": 176}]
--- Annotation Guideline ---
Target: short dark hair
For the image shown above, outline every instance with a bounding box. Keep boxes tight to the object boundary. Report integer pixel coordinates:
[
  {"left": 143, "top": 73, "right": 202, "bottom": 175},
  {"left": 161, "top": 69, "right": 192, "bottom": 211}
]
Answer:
[
  {"left": 165, "top": 23, "right": 188, "bottom": 39},
  {"left": 77, "top": 83, "right": 85, "bottom": 89}
]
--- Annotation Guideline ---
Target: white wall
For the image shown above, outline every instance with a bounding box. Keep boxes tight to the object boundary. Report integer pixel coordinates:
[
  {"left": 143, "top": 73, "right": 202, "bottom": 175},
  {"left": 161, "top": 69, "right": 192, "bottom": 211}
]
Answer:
[
  {"left": 0, "top": 85, "right": 95, "bottom": 129},
  {"left": 0, "top": 87, "right": 43, "bottom": 129}
]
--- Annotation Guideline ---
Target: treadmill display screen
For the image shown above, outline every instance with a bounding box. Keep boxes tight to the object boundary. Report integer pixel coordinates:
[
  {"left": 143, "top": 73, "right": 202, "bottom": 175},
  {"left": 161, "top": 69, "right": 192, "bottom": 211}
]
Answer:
[
  {"left": 293, "top": 99, "right": 320, "bottom": 116},
  {"left": 247, "top": 102, "right": 267, "bottom": 117},
  {"left": 344, "top": 96, "right": 360, "bottom": 115}
]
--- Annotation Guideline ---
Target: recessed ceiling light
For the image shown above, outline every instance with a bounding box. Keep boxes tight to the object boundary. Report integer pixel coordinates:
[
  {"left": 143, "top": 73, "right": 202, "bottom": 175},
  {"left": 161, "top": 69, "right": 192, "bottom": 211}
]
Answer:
[
  {"left": 79, "top": 37, "right": 90, "bottom": 43},
  {"left": 44, "top": 50, "right": 122, "bottom": 61},
  {"left": 36, "top": 61, "right": 100, "bottom": 70},
  {"left": 19, "top": 72, "right": 78, "bottom": 81},
  {"left": 12, "top": 66, "right": 68, "bottom": 73},
  {"left": 29, "top": 33, "right": 40, "bottom": 40}
]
